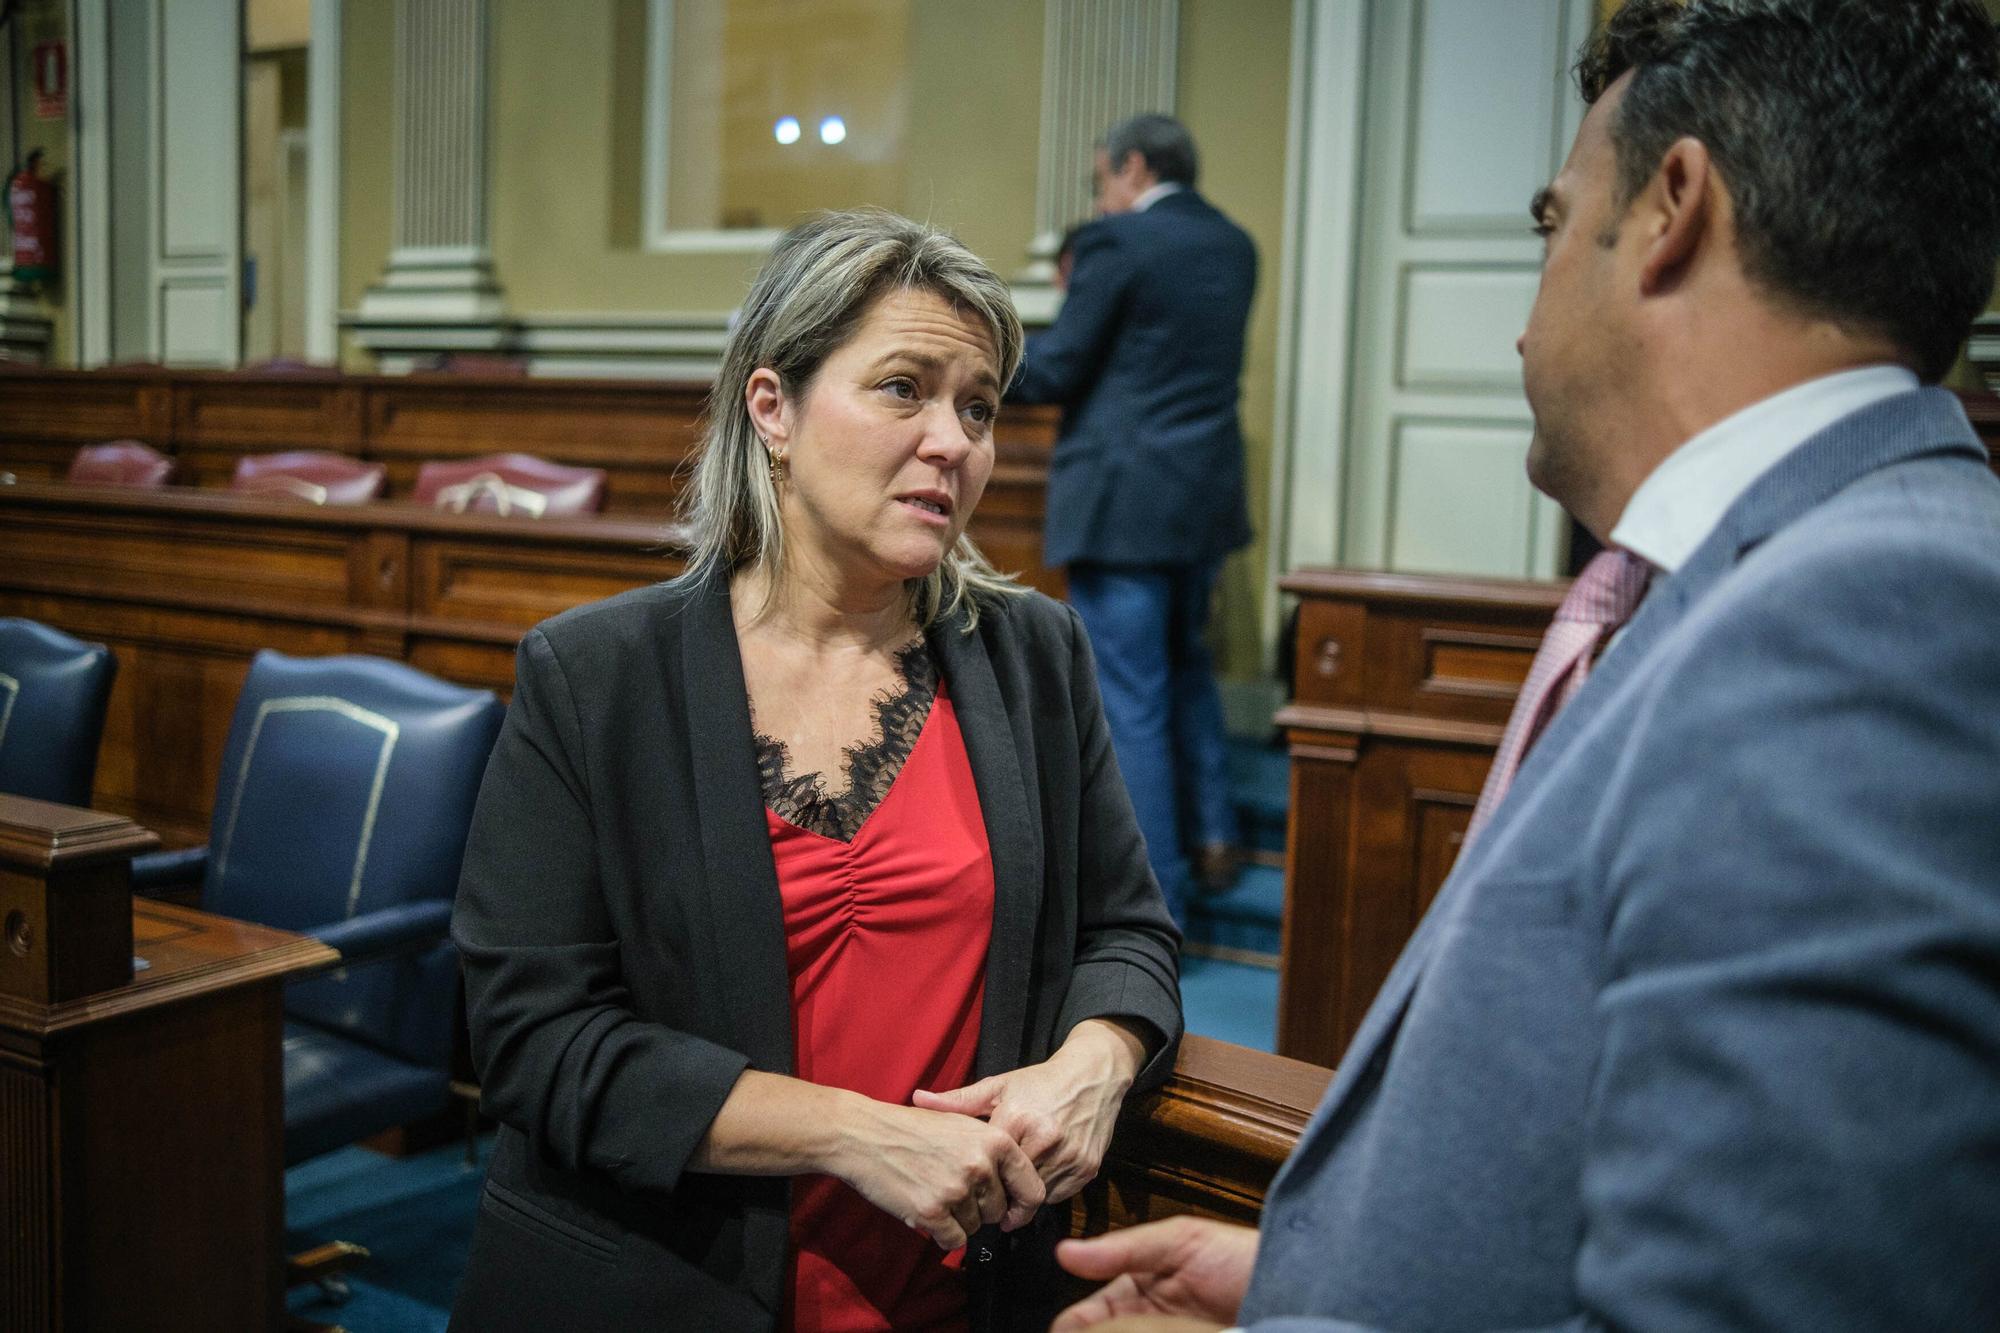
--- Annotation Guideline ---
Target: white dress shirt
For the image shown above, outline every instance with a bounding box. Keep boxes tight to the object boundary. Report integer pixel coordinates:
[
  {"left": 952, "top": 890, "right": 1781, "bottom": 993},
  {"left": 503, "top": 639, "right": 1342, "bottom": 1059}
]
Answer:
[
  {"left": 1610, "top": 364, "right": 1918, "bottom": 575},
  {"left": 1130, "top": 180, "right": 1187, "bottom": 213}
]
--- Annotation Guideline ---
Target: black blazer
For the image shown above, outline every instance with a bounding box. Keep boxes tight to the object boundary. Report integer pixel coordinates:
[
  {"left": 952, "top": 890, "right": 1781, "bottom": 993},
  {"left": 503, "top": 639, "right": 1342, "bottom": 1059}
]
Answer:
[
  {"left": 1010, "top": 189, "right": 1257, "bottom": 568},
  {"left": 448, "top": 574, "right": 1183, "bottom": 1331}
]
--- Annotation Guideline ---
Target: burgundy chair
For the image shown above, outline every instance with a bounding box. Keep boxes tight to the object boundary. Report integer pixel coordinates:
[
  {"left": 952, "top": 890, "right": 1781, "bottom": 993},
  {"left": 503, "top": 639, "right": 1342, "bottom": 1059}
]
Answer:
[
  {"left": 412, "top": 453, "right": 606, "bottom": 518},
  {"left": 68, "top": 440, "right": 174, "bottom": 488},
  {"left": 231, "top": 451, "right": 387, "bottom": 505}
]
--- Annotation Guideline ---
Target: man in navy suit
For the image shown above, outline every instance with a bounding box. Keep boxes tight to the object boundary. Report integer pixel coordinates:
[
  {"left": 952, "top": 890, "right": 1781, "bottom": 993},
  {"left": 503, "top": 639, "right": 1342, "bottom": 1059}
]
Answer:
[
  {"left": 1052, "top": 2, "right": 2000, "bottom": 1329},
  {"left": 1012, "top": 114, "right": 1257, "bottom": 925}
]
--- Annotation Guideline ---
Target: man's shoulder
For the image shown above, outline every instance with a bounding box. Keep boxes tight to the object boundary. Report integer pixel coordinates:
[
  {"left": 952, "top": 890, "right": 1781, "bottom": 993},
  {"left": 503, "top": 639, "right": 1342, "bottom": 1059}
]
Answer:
[{"left": 1657, "top": 453, "right": 2000, "bottom": 682}]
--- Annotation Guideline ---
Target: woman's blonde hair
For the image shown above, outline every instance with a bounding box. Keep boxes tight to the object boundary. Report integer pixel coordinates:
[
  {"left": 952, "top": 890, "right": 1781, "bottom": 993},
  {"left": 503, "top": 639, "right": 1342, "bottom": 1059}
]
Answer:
[{"left": 677, "top": 208, "right": 1029, "bottom": 628}]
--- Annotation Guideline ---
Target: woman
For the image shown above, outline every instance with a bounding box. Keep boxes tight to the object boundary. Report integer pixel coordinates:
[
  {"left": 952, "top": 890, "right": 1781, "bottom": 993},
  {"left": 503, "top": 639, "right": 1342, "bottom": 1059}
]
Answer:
[{"left": 450, "top": 209, "right": 1182, "bottom": 1332}]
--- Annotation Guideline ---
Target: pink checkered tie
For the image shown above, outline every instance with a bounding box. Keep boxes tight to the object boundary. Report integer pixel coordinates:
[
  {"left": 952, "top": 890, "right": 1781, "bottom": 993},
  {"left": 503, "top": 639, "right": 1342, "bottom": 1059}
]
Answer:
[{"left": 1462, "top": 548, "right": 1653, "bottom": 852}]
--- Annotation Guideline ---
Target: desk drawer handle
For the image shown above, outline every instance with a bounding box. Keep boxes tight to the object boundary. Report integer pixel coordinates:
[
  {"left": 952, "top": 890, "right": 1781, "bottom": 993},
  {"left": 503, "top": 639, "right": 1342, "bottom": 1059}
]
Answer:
[
  {"left": 378, "top": 556, "right": 397, "bottom": 588},
  {"left": 1315, "top": 638, "right": 1342, "bottom": 679},
  {"left": 5, "top": 910, "right": 31, "bottom": 958}
]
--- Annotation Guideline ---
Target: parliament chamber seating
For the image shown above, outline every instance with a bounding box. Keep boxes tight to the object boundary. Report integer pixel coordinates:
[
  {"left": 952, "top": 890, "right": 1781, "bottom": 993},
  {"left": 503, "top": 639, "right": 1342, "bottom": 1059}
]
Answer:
[
  {"left": 130, "top": 650, "right": 504, "bottom": 1167},
  {"left": 67, "top": 438, "right": 174, "bottom": 487},
  {"left": 0, "top": 617, "right": 118, "bottom": 807},
  {"left": 231, "top": 449, "right": 389, "bottom": 504},
  {"left": 413, "top": 451, "right": 608, "bottom": 517}
]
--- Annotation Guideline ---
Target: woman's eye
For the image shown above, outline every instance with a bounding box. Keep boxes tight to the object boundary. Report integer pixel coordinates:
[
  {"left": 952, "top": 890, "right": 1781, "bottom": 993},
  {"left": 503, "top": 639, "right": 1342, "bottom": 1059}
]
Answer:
[
  {"left": 964, "top": 400, "right": 996, "bottom": 425},
  {"left": 883, "top": 378, "right": 918, "bottom": 400}
]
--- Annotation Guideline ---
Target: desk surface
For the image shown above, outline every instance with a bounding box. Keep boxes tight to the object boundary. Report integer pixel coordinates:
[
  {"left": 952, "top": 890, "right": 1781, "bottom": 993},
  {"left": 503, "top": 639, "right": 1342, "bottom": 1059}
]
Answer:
[{"left": 0, "top": 899, "right": 336, "bottom": 1039}]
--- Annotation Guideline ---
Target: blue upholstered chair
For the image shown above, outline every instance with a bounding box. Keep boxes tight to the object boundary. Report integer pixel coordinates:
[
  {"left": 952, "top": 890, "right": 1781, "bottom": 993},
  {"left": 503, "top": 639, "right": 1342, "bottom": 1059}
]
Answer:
[
  {"left": 0, "top": 617, "right": 118, "bottom": 808},
  {"left": 133, "top": 651, "right": 503, "bottom": 1166}
]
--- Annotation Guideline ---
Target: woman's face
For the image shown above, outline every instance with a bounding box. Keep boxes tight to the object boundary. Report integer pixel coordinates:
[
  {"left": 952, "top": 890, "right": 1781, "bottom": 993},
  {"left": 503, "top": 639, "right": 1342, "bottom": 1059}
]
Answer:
[{"left": 749, "top": 287, "right": 1001, "bottom": 594}]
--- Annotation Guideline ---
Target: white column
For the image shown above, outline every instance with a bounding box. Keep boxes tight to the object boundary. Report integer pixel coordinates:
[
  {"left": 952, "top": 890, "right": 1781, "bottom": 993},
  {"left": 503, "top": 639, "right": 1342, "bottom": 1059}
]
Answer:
[
  {"left": 1014, "top": 0, "right": 1179, "bottom": 323},
  {"left": 351, "top": 0, "right": 508, "bottom": 363},
  {"left": 304, "top": 0, "right": 343, "bottom": 363}
]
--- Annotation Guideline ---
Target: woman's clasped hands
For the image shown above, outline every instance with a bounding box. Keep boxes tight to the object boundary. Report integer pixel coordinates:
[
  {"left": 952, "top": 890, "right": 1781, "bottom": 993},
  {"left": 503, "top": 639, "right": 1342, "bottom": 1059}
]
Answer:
[{"left": 844, "top": 1018, "right": 1149, "bottom": 1250}]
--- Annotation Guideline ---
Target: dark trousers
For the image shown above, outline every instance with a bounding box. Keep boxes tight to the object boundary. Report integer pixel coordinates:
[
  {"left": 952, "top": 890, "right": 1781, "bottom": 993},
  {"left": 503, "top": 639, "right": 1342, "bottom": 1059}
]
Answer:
[{"left": 1066, "top": 561, "right": 1238, "bottom": 925}]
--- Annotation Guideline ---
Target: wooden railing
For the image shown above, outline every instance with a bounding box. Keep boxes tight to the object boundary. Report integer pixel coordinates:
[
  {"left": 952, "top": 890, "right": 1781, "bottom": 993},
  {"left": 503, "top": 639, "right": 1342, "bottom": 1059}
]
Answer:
[{"left": 1275, "top": 568, "right": 1563, "bottom": 1068}]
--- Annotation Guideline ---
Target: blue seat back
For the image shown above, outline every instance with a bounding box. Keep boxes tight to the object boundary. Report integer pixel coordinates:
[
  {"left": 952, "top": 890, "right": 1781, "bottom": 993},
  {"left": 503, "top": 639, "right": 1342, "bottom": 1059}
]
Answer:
[
  {"left": 0, "top": 618, "right": 118, "bottom": 808},
  {"left": 203, "top": 651, "right": 502, "bottom": 1067}
]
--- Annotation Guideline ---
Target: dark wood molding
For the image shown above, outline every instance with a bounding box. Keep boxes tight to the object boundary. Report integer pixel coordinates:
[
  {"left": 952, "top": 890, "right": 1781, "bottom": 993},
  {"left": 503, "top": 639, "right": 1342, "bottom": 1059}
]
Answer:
[
  {"left": 0, "top": 797, "right": 161, "bottom": 872},
  {"left": 1277, "top": 567, "right": 1559, "bottom": 1066},
  {"left": 1077, "top": 1035, "right": 1332, "bottom": 1230}
]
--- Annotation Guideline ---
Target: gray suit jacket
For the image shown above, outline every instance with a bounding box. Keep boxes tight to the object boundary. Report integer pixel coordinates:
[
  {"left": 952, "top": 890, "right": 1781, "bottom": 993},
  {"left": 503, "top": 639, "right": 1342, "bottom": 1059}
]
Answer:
[
  {"left": 1245, "top": 388, "right": 2000, "bottom": 1330},
  {"left": 449, "top": 576, "right": 1181, "bottom": 1331}
]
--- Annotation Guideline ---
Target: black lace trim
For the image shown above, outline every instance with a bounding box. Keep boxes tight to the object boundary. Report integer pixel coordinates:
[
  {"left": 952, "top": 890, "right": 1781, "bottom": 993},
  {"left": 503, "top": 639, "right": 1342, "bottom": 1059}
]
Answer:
[{"left": 753, "top": 639, "right": 938, "bottom": 842}]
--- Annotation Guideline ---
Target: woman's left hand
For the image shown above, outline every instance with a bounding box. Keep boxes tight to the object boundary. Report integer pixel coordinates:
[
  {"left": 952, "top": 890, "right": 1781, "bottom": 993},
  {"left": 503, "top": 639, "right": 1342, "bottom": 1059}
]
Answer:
[{"left": 912, "top": 1018, "right": 1149, "bottom": 1209}]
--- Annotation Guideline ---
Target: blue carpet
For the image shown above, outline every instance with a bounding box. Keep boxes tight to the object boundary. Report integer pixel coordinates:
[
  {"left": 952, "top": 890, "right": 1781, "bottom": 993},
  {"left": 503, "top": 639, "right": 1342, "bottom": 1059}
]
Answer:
[
  {"left": 1186, "top": 862, "right": 1286, "bottom": 957},
  {"left": 1180, "top": 954, "right": 1280, "bottom": 1052},
  {"left": 286, "top": 1138, "right": 490, "bottom": 1331}
]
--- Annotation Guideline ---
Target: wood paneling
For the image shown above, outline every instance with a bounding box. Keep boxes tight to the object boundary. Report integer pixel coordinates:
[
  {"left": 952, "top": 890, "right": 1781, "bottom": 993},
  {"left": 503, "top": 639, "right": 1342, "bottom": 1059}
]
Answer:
[
  {"left": 0, "top": 484, "right": 680, "bottom": 847},
  {"left": 1079, "top": 1034, "right": 1331, "bottom": 1233},
  {"left": 0, "top": 799, "right": 336, "bottom": 1332},
  {"left": 1953, "top": 388, "right": 2000, "bottom": 478},
  {"left": 0, "top": 366, "right": 1061, "bottom": 527},
  {"left": 1275, "top": 568, "right": 1562, "bottom": 1067}
]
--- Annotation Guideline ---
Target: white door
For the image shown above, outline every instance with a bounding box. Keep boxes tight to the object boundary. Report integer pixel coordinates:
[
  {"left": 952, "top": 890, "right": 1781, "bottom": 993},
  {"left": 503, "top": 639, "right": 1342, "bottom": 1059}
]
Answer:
[
  {"left": 1280, "top": 0, "right": 1594, "bottom": 580},
  {"left": 144, "top": 0, "right": 244, "bottom": 367}
]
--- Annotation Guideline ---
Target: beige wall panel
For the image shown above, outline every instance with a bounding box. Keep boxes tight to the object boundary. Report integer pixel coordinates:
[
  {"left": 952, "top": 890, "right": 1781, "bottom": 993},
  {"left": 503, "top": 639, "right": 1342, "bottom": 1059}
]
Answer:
[
  {"left": 1180, "top": 0, "right": 1293, "bottom": 678},
  {"left": 339, "top": 0, "right": 396, "bottom": 366},
  {"left": 899, "top": 1, "right": 1043, "bottom": 272}
]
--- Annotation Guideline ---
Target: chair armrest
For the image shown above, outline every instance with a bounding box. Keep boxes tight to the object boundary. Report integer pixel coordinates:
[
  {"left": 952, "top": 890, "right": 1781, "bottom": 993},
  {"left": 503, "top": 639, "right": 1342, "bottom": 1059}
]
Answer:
[
  {"left": 312, "top": 900, "right": 454, "bottom": 968},
  {"left": 131, "top": 845, "right": 209, "bottom": 896}
]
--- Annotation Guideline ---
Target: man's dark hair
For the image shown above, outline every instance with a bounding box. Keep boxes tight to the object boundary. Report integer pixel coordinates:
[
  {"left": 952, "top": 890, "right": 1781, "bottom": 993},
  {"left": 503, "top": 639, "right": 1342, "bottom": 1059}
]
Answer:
[
  {"left": 1101, "top": 114, "right": 1199, "bottom": 188},
  {"left": 1578, "top": 0, "right": 2000, "bottom": 382}
]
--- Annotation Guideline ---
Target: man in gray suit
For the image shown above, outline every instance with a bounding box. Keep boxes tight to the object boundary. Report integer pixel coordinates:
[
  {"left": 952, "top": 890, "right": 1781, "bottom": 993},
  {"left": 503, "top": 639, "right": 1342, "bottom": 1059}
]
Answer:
[{"left": 1052, "top": 2, "right": 2000, "bottom": 1329}]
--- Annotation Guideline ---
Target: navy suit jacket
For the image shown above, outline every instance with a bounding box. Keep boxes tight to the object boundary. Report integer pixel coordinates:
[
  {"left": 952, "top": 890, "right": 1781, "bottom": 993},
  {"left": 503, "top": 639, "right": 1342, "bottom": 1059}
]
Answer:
[
  {"left": 1243, "top": 389, "right": 2000, "bottom": 1330},
  {"left": 1011, "top": 190, "right": 1256, "bottom": 568}
]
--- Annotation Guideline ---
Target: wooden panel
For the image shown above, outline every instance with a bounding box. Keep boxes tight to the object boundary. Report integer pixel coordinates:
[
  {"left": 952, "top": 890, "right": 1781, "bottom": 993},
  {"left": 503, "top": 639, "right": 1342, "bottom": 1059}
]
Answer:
[
  {"left": 0, "top": 371, "right": 170, "bottom": 446},
  {"left": 0, "top": 367, "right": 1060, "bottom": 536},
  {"left": 1953, "top": 388, "right": 2000, "bottom": 479},
  {"left": 0, "top": 485, "right": 676, "bottom": 847},
  {"left": 411, "top": 536, "right": 678, "bottom": 633},
  {"left": 0, "top": 1059, "right": 51, "bottom": 1330},
  {"left": 1276, "top": 567, "right": 1561, "bottom": 1066},
  {"left": 1075, "top": 1034, "right": 1331, "bottom": 1234},
  {"left": 365, "top": 379, "right": 707, "bottom": 515},
  {"left": 1275, "top": 726, "right": 1358, "bottom": 1064},
  {"left": 0, "top": 503, "right": 360, "bottom": 613},
  {"left": 1, "top": 881, "right": 334, "bottom": 1333},
  {"left": 173, "top": 376, "right": 367, "bottom": 488}
]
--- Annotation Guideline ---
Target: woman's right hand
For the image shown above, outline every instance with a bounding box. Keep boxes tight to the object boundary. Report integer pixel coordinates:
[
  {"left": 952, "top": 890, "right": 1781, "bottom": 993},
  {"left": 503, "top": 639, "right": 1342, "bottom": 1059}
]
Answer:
[{"left": 831, "top": 1098, "right": 1047, "bottom": 1250}]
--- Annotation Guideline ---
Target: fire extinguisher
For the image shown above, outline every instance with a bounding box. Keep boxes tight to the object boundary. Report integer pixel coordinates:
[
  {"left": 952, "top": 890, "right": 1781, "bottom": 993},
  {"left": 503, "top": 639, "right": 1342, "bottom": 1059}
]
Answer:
[{"left": 9, "top": 148, "right": 57, "bottom": 290}]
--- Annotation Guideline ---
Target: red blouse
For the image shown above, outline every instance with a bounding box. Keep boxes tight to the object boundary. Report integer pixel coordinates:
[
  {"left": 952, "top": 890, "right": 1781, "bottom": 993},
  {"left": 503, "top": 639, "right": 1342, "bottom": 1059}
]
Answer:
[{"left": 767, "top": 683, "right": 995, "bottom": 1333}]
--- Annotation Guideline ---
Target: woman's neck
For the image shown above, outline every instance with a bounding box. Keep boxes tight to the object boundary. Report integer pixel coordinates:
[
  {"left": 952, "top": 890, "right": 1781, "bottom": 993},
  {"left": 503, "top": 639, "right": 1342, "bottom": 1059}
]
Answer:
[{"left": 733, "top": 559, "right": 915, "bottom": 654}]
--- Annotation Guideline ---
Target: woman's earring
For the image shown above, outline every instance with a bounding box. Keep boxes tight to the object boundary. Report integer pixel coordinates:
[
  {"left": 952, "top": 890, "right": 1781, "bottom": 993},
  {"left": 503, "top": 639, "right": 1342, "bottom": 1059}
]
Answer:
[{"left": 767, "top": 449, "right": 786, "bottom": 488}]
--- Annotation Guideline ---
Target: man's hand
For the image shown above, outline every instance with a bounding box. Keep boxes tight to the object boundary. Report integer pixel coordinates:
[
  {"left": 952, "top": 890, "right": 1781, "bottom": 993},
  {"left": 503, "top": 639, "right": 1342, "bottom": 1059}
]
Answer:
[
  {"left": 1051, "top": 1215, "right": 1260, "bottom": 1330},
  {"left": 913, "top": 1018, "right": 1145, "bottom": 1207}
]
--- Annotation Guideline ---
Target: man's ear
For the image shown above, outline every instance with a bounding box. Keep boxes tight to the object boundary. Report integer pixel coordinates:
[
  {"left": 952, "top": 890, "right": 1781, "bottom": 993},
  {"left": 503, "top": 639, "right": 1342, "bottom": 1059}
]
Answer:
[
  {"left": 1637, "top": 136, "right": 1712, "bottom": 295},
  {"left": 745, "top": 368, "right": 791, "bottom": 447}
]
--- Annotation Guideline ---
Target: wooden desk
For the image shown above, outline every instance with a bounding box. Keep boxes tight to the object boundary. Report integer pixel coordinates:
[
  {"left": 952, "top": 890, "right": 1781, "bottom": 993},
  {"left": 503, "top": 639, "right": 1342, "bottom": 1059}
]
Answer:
[
  {"left": 1274, "top": 569, "right": 1562, "bottom": 1067},
  {"left": 0, "top": 482, "right": 677, "bottom": 846},
  {"left": 0, "top": 799, "right": 337, "bottom": 1331},
  {"left": 1081, "top": 1034, "right": 1330, "bottom": 1231},
  {"left": 0, "top": 365, "right": 1063, "bottom": 586}
]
